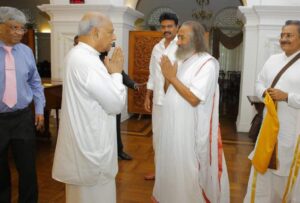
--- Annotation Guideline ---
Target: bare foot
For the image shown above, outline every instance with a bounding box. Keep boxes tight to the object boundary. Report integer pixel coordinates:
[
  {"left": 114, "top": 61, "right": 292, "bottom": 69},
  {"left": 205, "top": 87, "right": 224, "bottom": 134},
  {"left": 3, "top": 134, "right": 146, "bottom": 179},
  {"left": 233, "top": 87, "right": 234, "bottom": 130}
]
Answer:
[{"left": 144, "top": 173, "right": 155, "bottom": 180}]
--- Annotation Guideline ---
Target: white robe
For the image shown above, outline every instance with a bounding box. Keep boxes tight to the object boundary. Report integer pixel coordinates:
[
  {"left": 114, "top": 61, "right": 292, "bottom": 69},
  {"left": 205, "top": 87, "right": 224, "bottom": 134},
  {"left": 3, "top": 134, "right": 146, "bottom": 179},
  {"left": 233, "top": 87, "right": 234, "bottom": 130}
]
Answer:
[
  {"left": 153, "top": 53, "right": 230, "bottom": 203},
  {"left": 52, "top": 42, "right": 126, "bottom": 202},
  {"left": 244, "top": 51, "right": 300, "bottom": 202},
  {"left": 147, "top": 37, "right": 178, "bottom": 153}
]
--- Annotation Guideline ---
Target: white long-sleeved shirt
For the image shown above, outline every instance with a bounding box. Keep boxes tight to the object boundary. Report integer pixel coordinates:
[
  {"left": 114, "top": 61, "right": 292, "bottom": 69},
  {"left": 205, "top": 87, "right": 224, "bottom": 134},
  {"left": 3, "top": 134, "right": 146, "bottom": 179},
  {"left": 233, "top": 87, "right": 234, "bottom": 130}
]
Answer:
[
  {"left": 252, "top": 50, "right": 300, "bottom": 176},
  {"left": 52, "top": 42, "right": 126, "bottom": 185},
  {"left": 147, "top": 37, "right": 178, "bottom": 105}
]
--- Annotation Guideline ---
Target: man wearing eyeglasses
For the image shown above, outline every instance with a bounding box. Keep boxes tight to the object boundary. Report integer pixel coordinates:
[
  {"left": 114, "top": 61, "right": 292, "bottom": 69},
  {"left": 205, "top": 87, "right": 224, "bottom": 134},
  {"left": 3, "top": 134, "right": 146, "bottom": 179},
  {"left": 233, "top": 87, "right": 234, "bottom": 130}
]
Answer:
[
  {"left": 244, "top": 20, "right": 300, "bottom": 203},
  {"left": 0, "top": 7, "right": 45, "bottom": 203}
]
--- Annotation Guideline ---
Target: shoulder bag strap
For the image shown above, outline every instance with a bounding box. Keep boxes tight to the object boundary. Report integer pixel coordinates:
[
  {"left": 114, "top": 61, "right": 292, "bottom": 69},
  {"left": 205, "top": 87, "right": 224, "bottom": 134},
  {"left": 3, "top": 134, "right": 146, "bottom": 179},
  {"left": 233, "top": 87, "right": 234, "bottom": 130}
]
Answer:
[{"left": 270, "top": 52, "right": 300, "bottom": 88}]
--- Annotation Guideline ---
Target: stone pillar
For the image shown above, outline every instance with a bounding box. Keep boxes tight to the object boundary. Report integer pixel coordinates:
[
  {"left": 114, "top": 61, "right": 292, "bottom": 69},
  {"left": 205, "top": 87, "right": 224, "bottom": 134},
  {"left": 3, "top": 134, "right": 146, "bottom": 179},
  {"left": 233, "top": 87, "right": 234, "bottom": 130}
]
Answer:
[
  {"left": 236, "top": 0, "right": 300, "bottom": 132},
  {"left": 38, "top": 0, "right": 143, "bottom": 119}
]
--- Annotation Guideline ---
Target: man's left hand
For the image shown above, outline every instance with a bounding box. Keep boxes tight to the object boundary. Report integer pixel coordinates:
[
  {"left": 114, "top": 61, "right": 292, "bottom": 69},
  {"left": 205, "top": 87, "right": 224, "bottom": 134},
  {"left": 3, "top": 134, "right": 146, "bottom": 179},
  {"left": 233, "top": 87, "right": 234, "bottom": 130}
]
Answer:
[
  {"left": 134, "top": 82, "right": 146, "bottom": 91},
  {"left": 160, "top": 55, "right": 177, "bottom": 82},
  {"left": 267, "top": 88, "right": 288, "bottom": 102},
  {"left": 104, "top": 47, "right": 124, "bottom": 74},
  {"left": 35, "top": 114, "right": 44, "bottom": 131}
]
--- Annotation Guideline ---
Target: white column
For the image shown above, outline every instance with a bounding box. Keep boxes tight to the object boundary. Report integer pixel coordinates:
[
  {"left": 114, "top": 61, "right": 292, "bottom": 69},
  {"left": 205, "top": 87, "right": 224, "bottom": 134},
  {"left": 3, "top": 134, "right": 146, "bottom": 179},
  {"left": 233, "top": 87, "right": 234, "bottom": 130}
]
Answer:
[{"left": 236, "top": 2, "right": 300, "bottom": 132}]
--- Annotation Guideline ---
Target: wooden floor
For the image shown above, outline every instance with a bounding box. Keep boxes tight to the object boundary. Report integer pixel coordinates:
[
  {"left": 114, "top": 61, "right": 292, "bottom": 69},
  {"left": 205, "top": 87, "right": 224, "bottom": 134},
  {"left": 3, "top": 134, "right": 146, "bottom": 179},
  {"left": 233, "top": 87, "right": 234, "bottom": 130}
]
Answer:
[{"left": 9, "top": 113, "right": 254, "bottom": 203}]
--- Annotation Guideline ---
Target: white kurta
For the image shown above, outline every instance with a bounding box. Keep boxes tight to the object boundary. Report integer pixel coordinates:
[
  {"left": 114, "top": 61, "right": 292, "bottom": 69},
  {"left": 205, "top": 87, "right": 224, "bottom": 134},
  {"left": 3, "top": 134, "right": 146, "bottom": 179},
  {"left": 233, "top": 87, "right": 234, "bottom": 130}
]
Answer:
[
  {"left": 52, "top": 42, "right": 126, "bottom": 202},
  {"left": 147, "top": 37, "right": 178, "bottom": 106},
  {"left": 244, "top": 51, "right": 300, "bottom": 202},
  {"left": 147, "top": 37, "right": 177, "bottom": 158},
  {"left": 153, "top": 53, "right": 229, "bottom": 203}
]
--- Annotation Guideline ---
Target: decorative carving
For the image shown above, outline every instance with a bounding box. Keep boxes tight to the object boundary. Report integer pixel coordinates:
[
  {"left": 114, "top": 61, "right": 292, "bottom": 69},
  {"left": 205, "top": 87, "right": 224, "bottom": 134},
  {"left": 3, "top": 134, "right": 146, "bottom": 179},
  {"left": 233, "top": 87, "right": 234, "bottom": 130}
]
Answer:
[
  {"left": 213, "top": 7, "right": 243, "bottom": 35},
  {"left": 192, "top": 0, "right": 213, "bottom": 20},
  {"left": 134, "top": 36, "right": 161, "bottom": 71},
  {"left": 128, "top": 31, "right": 162, "bottom": 114}
]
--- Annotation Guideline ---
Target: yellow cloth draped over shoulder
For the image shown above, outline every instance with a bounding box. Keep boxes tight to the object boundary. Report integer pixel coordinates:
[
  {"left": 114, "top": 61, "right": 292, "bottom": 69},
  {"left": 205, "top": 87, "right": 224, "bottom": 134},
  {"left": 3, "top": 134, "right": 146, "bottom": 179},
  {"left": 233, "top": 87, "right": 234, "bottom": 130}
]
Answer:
[{"left": 252, "top": 92, "right": 279, "bottom": 174}]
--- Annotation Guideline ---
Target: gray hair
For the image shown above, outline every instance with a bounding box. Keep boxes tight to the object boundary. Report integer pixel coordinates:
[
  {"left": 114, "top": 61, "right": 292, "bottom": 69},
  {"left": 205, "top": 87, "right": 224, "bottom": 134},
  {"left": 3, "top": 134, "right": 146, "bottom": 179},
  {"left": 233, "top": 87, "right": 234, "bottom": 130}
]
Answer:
[
  {"left": 78, "top": 16, "right": 106, "bottom": 36},
  {"left": 0, "top": 7, "right": 27, "bottom": 24},
  {"left": 181, "top": 21, "right": 208, "bottom": 53}
]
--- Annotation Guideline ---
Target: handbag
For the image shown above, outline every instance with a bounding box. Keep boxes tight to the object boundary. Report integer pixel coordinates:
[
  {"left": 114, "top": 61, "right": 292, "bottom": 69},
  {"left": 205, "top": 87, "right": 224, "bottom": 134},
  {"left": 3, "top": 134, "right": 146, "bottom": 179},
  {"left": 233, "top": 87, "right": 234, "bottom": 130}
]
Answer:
[{"left": 248, "top": 113, "right": 263, "bottom": 142}]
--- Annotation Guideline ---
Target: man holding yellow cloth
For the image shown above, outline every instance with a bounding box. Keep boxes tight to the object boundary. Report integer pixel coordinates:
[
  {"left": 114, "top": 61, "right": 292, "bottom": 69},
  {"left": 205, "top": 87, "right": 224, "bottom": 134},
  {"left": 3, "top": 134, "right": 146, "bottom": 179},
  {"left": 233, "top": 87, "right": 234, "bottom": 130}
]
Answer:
[{"left": 244, "top": 20, "right": 300, "bottom": 203}]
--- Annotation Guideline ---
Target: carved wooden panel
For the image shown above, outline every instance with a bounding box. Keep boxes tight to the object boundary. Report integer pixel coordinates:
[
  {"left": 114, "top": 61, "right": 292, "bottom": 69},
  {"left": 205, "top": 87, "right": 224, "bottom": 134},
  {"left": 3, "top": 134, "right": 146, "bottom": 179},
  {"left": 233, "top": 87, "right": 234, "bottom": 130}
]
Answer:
[{"left": 128, "top": 31, "right": 162, "bottom": 114}]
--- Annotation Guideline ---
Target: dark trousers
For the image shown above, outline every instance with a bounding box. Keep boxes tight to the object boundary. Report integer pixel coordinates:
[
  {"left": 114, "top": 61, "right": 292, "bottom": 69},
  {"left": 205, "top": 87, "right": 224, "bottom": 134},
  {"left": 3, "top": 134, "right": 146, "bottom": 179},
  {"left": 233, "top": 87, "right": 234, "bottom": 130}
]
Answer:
[
  {"left": 0, "top": 107, "right": 38, "bottom": 203},
  {"left": 116, "top": 114, "right": 123, "bottom": 154}
]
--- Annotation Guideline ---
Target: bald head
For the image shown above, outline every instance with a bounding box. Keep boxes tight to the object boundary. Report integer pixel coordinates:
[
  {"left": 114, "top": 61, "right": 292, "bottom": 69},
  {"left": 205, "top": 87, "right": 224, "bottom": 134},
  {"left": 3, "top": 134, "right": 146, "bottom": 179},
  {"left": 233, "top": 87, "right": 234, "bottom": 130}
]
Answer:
[
  {"left": 77, "top": 11, "right": 116, "bottom": 52},
  {"left": 78, "top": 12, "right": 110, "bottom": 36}
]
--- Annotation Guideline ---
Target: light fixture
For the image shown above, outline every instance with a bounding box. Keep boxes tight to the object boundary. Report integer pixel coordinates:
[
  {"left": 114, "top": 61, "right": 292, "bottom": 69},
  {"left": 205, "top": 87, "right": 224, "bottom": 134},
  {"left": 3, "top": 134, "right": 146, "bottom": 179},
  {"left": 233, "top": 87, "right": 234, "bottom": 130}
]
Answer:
[
  {"left": 192, "top": 0, "right": 213, "bottom": 20},
  {"left": 39, "top": 23, "right": 51, "bottom": 33},
  {"left": 192, "top": 0, "right": 214, "bottom": 31}
]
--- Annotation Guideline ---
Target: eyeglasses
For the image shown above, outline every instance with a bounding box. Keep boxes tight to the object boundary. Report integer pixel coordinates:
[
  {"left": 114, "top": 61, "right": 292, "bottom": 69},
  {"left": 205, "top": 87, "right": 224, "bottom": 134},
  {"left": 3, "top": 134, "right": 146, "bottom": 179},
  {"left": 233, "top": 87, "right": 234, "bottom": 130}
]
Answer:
[
  {"left": 280, "top": 33, "right": 296, "bottom": 40},
  {"left": 6, "top": 24, "right": 28, "bottom": 34}
]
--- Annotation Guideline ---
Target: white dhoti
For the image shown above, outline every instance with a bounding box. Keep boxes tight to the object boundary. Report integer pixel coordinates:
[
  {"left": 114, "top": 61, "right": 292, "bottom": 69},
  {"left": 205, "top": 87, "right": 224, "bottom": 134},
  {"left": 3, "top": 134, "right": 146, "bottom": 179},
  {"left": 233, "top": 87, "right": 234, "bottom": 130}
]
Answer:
[
  {"left": 152, "top": 104, "right": 163, "bottom": 198},
  {"left": 244, "top": 167, "right": 288, "bottom": 203},
  {"left": 244, "top": 135, "right": 300, "bottom": 203},
  {"left": 152, "top": 104, "right": 163, "bottom": 153},
  {"left": 244, "top": 166, "right": 300, "bottom": 203},
  {"left": 66, "top": 179, "right": 116, "bottom": 203}
]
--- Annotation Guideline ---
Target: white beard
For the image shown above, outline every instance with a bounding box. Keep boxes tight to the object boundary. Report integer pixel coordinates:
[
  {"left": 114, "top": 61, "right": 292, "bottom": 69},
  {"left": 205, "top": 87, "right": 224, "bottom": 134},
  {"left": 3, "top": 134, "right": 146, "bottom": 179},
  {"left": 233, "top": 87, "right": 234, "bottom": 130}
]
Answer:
[{"left": 175, "top": 45, "right": 195, "bottom": 61}]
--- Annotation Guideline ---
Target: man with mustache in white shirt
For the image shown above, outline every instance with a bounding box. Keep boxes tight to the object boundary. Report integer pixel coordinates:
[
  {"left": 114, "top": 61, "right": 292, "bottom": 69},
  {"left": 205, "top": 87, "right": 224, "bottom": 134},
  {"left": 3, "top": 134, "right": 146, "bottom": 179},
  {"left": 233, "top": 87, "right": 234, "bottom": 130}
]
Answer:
[{"left": 144, "top": 12, "right": 179, "bottom": 181}]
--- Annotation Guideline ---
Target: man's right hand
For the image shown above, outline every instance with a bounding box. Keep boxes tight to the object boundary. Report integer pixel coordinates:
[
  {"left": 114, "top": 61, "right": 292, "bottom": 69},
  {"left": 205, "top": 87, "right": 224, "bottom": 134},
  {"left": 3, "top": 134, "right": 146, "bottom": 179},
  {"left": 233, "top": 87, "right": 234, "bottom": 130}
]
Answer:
[
  {"left": 104, "top": 47, "right": 124, "bottom": 74},
  {"left": 267, "top": 88, "right": 288, "bottom": 102},
  {"left": 144, "top": 97, "right": 151, "bottom": 112},
  {"left": 144, "top": 91, "right": 152, "bottom": 112}
]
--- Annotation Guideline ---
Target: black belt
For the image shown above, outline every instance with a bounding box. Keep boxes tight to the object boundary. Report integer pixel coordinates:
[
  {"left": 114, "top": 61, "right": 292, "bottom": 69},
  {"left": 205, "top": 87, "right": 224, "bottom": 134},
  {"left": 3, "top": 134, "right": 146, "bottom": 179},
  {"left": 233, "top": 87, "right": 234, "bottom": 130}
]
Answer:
[{"left": 0, "top": 106, "right": 31, "bottom": 118}]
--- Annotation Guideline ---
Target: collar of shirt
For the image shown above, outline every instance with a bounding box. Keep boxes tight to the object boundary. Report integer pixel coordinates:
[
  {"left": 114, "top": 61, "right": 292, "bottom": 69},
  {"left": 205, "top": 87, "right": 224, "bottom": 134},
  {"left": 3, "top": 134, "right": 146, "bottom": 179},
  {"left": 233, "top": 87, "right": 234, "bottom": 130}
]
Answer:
[
  {"left": 77, "top": 42, "right": 100, "bottom": 56},
  {"left": 158, "top": 36, "right": 178, "bottom": 49},
  {"left": 0, "top": 41, "right": 18, "bottom": 51},
  {"left": 285, "top": 49, "right": 300, "bottom": 60}
]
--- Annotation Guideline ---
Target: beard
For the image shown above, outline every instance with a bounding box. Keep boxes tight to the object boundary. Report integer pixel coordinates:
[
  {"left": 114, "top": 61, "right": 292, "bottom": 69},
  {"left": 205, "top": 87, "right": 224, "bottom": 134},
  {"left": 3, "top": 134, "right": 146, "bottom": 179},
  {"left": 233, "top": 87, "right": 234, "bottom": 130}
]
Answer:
[{"left": 175, "top": 43, "right": 195, "bottom": 61}]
